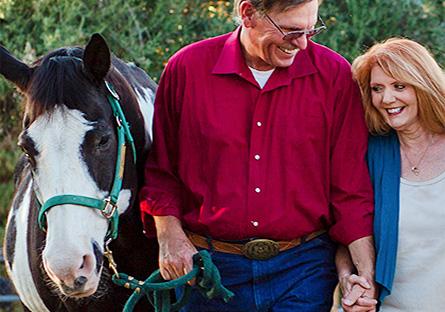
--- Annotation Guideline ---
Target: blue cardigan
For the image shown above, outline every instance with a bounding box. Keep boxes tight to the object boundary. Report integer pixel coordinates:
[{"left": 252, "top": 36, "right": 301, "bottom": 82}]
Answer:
[{"left": 367, "top": 132, "right": 400, "bottom": 302}]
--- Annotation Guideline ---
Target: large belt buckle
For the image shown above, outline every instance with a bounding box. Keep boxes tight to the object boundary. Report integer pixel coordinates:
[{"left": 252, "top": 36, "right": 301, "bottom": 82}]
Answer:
[{"left": 242, "top": 239, "right": 279, "bottom": 260}]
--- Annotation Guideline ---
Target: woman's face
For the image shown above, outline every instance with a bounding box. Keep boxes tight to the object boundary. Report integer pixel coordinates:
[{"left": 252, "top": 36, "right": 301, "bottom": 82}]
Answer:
[{"left": 370, "top": 65, "right": 419, "bottom": 132}]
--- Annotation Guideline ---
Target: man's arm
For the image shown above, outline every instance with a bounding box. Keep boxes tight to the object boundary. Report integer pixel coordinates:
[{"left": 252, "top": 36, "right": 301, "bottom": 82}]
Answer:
[
  {"left": 139, "top": 55, "right": 196, "bottom": 280},
  {"left": 348, "top": 236, "right": 375, "bottom": 290},
  {"left": 328, "top": 60, "right": 374, "bottom": 245},
  {"left": 328, "top": 53, "right": 377, "bottom": 312}
]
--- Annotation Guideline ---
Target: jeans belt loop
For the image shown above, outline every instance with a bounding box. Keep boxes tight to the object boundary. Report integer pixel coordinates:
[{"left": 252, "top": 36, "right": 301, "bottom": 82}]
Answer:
[{"left": 205, "top": 236, "right": 215, "bottom": 253}]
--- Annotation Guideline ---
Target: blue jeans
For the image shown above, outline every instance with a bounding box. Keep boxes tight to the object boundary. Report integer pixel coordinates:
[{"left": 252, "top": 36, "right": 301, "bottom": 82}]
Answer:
[{"left": 177, "top": 233, "right": 337, "bottom": 312}]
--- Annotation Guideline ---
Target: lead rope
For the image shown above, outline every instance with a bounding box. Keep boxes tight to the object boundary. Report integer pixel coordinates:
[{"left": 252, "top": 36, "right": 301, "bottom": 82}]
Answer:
[{"left": 104, "top": 249, "right": 234, "bottom": 312}]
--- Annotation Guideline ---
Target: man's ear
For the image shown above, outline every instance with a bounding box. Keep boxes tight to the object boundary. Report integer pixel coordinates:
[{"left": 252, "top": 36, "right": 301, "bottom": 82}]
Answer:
[{"left": 239, "top": 1, "right": 256, "bottom": 28}]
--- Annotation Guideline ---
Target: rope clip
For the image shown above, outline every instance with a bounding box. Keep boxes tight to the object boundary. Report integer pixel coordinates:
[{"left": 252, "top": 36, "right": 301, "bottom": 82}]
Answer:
[{"left": 104, "top": 244, "right": 120, "bottom": 278}]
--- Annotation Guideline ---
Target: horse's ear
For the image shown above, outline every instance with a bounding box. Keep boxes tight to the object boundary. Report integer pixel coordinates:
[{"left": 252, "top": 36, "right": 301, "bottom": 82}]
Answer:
[
  {"left": 83, "top": 33, "right": 111, "bottom": 82},
  {"left": 0, "top": 45, "right": 32, "bottom": 91}
]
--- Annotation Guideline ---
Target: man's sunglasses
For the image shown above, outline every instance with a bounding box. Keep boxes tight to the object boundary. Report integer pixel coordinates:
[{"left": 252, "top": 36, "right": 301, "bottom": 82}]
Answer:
[{"left": 264, "top": 13, "right": 327, "bottom": 41}]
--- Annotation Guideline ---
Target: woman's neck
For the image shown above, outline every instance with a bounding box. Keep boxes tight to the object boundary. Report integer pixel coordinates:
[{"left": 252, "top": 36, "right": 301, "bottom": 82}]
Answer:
[{"left": 397, "top": 125, "right": 432, "bottom": 150}]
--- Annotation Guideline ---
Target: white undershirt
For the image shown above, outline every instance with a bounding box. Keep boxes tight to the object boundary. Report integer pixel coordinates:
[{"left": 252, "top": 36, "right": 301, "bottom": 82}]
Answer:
[
  {"left": 381, "top": 170, "right": 445, "bottom": 311},
  {"left": 248, "top": 66, "right": 275, "bottom": 89}
]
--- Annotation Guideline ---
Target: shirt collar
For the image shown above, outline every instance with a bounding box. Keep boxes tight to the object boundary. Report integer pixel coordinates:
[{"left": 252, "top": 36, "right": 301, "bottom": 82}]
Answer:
[{"left": 212, "top": 26, "right": 318, "bottom": 89}]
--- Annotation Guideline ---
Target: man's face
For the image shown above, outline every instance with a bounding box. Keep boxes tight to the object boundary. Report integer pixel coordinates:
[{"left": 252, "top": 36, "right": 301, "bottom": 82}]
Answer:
[{"left": 243, "top": 1, "right": 319, "bottom": 70}]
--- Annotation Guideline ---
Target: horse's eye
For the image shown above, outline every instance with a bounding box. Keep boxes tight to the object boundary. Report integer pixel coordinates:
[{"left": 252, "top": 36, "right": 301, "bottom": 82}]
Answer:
[
  {"left": 20, "top": 150, "right": 36, "bottom": 167},
  {"left": 97, "top": 135, "right": 111, "bottom": 149},
  {"left": 18, "top": 143, "right": 30, "bottom": 156},
  {"left": 17, "top": 133, "right": 38, "bottom": 167}
]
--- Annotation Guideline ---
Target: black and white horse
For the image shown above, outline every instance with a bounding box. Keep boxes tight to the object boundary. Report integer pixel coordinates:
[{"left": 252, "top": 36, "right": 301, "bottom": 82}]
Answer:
[{"left": 0, "top": 34, "right": 158, "bottom": 311}]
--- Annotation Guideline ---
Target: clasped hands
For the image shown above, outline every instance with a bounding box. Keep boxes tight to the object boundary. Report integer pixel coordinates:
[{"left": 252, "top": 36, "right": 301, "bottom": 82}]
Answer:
[{"left": 340, "top": 273, "right": 378, "bottom": 312}]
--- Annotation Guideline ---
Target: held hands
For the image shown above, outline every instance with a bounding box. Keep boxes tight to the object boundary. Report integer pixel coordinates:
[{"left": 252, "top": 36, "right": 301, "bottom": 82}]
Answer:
[
  {"left": 338, "top": 236, "right": 378, "bottom": 312},
  {"left": 340, "top": 273, "right": 378, "bottom": 312}
]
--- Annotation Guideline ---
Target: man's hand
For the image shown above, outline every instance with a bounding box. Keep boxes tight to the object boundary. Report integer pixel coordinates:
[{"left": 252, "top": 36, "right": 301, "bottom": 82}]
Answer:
[{"left": 154, "top": 216, "right": 198, "bottom": 282}]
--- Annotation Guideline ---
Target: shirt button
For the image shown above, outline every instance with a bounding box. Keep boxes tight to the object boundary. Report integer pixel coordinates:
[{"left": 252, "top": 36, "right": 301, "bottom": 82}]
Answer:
[
  {"left": 251, "top": 221, "right": 259, "bottom": 227},
  {"left": 254, "top": 154, "right": 260, "bottom": 160},
  {"left": 257, "top": 121, "right": 262, "bottom": 127},
  {"left": 255, "top": 187, "right": 261, "bottom": 193}
]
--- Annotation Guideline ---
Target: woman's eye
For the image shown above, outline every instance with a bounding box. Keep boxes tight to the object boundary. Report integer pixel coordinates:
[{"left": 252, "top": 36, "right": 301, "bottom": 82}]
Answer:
[
  {"left": 371, "top": 86, "right": 382, "bottom": 92},
  {"left": 394, "top": 84, "right": 406, "bottom": 90}
]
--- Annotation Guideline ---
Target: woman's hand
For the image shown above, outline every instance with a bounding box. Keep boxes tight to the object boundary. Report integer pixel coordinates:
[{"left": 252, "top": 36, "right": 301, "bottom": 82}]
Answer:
[{"left": 340, "top": 273, "right": 378, "bottom": 312}]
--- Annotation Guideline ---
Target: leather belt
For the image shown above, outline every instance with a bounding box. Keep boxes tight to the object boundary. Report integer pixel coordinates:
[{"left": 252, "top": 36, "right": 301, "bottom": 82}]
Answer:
[{"left": 186, "top": 229, "right": 326, "bottom": 260}]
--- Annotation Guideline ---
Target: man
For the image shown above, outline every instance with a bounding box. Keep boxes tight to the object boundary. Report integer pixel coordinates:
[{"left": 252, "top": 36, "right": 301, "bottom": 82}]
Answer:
[{"left": 140, "top": 0, "right": 377, "bottom": 311}]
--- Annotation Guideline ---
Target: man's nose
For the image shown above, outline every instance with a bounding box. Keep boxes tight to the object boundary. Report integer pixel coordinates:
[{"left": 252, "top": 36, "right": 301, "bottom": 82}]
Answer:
[{"left": 290, "top": 35, "right": 308, "bottom": 50}]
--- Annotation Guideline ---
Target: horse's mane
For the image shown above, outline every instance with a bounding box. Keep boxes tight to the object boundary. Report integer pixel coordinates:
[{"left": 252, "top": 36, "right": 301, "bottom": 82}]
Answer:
[{"left": 26, "top": 47, "right": 108, "bottom": 122}]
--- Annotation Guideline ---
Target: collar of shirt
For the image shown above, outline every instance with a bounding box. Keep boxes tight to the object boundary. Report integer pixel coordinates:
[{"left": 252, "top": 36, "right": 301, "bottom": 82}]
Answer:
[{"left": 212, "top": 26, "right": 318, "bottom": 91}]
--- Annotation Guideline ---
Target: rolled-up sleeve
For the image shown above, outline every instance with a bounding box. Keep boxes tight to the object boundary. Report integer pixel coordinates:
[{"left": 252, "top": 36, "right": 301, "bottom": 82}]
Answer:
[
  {"left": 139, "top": 56, "right": 187, "bottom": 233},
  {"left": 328, "top": 62, "right": 374, "bottom": 245}
]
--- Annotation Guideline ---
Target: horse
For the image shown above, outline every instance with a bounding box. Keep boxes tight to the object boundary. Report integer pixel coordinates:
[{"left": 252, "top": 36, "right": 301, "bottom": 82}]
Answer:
[{"left": 0, "top": 34, "right": 159, "bottom": 311}]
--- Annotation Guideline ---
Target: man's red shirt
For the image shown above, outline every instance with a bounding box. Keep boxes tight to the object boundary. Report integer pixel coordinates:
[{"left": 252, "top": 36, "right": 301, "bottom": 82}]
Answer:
[{"left": 140, "top": 28, "right": 373, "bottom": 245}]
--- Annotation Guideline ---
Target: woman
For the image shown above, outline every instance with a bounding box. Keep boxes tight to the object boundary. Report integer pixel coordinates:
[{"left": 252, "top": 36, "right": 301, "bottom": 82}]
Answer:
[{"left": 337, "top": 38, "right": 445, "bottom": 311}]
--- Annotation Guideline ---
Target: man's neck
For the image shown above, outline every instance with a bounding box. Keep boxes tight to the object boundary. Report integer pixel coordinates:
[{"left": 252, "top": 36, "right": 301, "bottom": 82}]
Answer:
[{"left": 239, "top": 27, "right": 275, "bottom": 71}]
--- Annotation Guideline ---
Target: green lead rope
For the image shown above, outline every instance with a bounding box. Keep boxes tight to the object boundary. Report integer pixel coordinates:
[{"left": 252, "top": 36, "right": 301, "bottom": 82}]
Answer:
[{"left": 112, "top": 250, "right": 234, "bottom": 312}]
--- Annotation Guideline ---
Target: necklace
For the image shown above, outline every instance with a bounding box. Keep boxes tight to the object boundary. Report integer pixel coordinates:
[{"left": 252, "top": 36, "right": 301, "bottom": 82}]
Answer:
[{"left": 402, "top": 135, "right": 435, "bottom": 176}]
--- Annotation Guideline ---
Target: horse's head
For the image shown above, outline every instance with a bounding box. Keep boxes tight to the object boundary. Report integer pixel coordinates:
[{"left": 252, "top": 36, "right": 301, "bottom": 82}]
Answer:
[{"left": 0, "top": 34, "right": 140, "bottom": 298}]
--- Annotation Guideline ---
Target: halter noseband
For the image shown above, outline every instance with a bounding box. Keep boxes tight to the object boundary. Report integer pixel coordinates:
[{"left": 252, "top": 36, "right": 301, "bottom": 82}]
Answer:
[{"left": 37, "top": 81, "right": 136, "bottom": 241}]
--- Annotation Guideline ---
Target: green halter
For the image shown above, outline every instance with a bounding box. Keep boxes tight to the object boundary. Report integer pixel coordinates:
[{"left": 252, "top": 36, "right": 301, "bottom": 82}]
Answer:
[{"left": 37, "top": 81, "right": 136, "bottom": 241}]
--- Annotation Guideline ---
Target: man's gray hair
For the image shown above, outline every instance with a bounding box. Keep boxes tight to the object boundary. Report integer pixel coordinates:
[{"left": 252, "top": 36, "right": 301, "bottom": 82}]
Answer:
[{"left": 232, "top": 0, "right": 319, "bottom": 25}]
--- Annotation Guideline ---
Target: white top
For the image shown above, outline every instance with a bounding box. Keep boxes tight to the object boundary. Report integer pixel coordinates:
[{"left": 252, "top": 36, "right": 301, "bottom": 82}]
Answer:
[
  {"left": 381, "top": 170, "right": 445, "bottom": 311},
  {"left": 248, "top": 66, "right": 275, "bottom": 89}
]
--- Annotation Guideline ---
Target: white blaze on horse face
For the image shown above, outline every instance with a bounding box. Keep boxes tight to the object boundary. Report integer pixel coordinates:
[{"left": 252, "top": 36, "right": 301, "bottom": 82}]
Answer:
[
  {"left": 134, "top": 87, "right": 155, "bottom": 147},
  {"left": 8, "top": 180, "right": 51, "bottom": 312},
  {"left": 117, "top": 189, "right": 131, "bottom": 215},
  {"left": 28, "top": 106, "right": 107, "bottom": 295}
]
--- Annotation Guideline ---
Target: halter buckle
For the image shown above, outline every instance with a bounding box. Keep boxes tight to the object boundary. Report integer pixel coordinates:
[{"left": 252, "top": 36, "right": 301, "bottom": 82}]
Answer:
[
  {"left": 105, "top": 81, "right": 120, "bottom": 100},
  {"left": 115, "top": 116, "right": 122, "bottom": 127},
  {"left": 102, "top": 198, "right": 118, "bottom": 219}
]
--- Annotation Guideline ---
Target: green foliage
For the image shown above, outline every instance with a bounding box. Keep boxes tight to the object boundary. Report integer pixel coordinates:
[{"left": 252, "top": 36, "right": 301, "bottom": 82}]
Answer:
[
  {"left": 317, "top": 0, "right": 445, "bottom": 65},
  {"left": 0, "top": 0, "right": 444, "bottom": 226},
  {"left": 0, "top": 0, "right": 235, "bottom": 135},
  {"left": 0, "top": 133, "right": 21, "bottom": 239}
]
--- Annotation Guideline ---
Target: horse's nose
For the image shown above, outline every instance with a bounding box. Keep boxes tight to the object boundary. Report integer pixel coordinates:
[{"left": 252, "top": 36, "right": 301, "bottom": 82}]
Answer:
[
  {"left": 74, "top": 276, "right": 88, "bottom": 289},
  {"left": 43, "top": 250, "right": 97, "bottom": 289}
]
